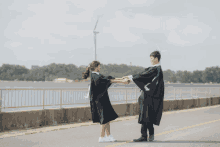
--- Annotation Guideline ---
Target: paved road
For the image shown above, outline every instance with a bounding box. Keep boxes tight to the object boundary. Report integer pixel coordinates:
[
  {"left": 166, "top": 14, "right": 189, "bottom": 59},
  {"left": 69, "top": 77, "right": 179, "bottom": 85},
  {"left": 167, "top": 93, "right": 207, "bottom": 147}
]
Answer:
[{"left": 0, "top": 105, "right": 220, "bottom": 147}]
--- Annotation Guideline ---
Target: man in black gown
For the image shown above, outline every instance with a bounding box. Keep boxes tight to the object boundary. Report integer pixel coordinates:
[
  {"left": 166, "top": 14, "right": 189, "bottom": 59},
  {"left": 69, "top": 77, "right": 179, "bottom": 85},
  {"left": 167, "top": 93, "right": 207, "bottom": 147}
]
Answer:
[{"left": 123, "top": 51, "right": 164, "bottom": 142}]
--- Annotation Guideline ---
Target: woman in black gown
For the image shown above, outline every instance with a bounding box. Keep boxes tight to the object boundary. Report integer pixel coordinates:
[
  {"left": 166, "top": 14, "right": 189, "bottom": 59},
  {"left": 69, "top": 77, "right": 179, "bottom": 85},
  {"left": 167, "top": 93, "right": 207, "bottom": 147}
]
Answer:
[{"left": 82, "top": 61, "right": 130, "bottom": 143}]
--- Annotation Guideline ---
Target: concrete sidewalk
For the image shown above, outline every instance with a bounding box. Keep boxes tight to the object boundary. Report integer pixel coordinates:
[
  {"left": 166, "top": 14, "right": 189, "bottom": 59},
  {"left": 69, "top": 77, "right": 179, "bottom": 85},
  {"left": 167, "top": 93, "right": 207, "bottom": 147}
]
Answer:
[{"left": 1, "top": 105, "right": 220, "bottom": 147}]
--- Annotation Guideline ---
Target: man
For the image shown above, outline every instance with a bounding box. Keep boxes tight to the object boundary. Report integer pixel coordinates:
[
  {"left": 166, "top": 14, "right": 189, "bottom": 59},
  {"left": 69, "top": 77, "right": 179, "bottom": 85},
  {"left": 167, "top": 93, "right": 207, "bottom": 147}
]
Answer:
[{"left": 123, "top": 50, "right": 164, "bottom": 142}]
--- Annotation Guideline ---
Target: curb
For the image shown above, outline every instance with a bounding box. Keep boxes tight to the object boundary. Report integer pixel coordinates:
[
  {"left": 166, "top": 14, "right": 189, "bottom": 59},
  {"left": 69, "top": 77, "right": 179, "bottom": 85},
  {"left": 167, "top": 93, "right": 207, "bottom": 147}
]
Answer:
[{"left": 0, "top": 105, "right": 220, "bottom": 139}]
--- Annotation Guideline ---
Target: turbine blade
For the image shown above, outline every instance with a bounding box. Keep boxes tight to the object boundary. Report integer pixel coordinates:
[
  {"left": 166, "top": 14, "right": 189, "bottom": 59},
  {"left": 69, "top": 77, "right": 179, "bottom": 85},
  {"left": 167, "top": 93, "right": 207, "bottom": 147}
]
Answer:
[
  {"left": 156, "top": 44, "right": 160, "bottom": 51},
  {"left": 93, "top": 18, "right": 99, "bottom": 31}
]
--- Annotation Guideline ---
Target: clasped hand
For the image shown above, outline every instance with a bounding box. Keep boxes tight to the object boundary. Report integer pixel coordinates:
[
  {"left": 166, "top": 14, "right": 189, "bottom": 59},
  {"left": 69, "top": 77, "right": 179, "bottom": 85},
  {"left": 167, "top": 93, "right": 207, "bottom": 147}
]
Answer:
[
  {"left": 122, "top": 76, "right": 130, "bottom": 84},
  {"left": 114, "top": 77, "right": 130, "bottom": 84}
]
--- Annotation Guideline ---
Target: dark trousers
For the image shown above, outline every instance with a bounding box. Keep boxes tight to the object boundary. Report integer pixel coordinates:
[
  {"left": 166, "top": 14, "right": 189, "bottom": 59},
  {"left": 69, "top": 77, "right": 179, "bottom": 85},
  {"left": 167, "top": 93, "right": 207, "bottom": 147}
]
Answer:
[{"left": 141, "top": 122, "right": 154, "bottom": 137}]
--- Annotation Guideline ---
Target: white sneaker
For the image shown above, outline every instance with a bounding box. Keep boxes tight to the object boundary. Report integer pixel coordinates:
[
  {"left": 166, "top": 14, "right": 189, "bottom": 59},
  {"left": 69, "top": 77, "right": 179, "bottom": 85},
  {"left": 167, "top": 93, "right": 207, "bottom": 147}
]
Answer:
[
  {"left": 98, "top": 137, "right": 107, "bottom": 143},
  {"left": 105, "top": 135, "right": 116, "bottom": 142}
]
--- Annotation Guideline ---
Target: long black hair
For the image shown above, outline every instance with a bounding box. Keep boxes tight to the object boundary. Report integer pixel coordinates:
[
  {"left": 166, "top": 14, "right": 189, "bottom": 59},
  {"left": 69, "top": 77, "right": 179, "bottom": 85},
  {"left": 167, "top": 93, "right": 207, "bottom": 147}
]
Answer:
[{"left": 82, "top": 61, "right": 100, "bottom": 79}]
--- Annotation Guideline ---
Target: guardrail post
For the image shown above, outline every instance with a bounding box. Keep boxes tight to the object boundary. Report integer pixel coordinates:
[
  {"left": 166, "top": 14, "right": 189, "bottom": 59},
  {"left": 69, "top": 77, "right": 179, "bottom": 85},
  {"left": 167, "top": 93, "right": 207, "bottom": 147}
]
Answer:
[
  {"left": 135, "top": 88, "right": 137, "bottom": 103},
  {"left": 15, "top": 90, "right": 16, "bottom": 108},
  {"left": 8, "top": 90, "right": 9, "bottom": 108},
  {"left": 191, "top": 88, "right": 193, "bottom": 99},
  {"left": 11, "top": 90, "right": 12, "bottom": 108},
  {"left": 209, "top": 88, "right": 211, "bottom": 98},
  {"left": 21, "top": 91, "right": 22, "bottom": 108},
  {"left": 174, "top": 88, "right": 176, "bottom": 100},
  {"left": 60, "top": 90, "right": 62, "bottom": 108},
  {"left": 43, "top": 90, "right": 45, "bottom": 109},
  {"left": 125, "top": 89, "right": 127, "bottom": 104},
  {"left": 31, "top": 90, "right": 32, "bottom": 107},
  {"left": 180, "top": 89, "right": 182, "bottom": 99},
  {"left": 196, "top": 87, "right": 198, "bottom": 98},
  {"left": 0, "top": 89, "right": 2, "bottom": 112}
]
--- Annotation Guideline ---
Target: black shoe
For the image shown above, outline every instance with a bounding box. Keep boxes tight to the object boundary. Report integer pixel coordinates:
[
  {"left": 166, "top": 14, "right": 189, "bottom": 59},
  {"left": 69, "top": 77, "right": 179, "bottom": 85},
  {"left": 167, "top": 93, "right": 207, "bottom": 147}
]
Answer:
[
  {"left": 133, "top": 136, "right": 148, "bottom": 142},
  {"left": 149, "top": 134, "right": 154, "bottom": 141}
]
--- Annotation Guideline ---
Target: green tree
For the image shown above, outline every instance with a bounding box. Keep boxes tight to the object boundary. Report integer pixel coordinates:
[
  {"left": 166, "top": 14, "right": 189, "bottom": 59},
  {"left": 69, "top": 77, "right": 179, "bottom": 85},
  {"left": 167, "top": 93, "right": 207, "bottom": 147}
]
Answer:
[
  {"left": 191, "top": 70, "right": 203, "bottom": 83},
  {"left": 163, "top": 69, "right": 176, "bottom": 83}
]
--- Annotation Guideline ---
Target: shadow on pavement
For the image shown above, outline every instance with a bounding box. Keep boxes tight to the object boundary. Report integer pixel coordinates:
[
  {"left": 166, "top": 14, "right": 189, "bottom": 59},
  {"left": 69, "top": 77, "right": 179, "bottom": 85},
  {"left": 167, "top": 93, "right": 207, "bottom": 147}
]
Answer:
[
  {"left": 115, "top": 140, "right": 133, "bottom": 142},
  {"left": 126, "top": 140, "right": 220, "bottom": 144}
]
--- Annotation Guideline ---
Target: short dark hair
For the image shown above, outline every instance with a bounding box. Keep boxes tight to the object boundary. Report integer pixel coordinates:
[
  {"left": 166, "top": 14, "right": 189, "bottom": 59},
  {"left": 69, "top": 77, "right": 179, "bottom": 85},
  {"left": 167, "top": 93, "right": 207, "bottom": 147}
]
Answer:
[{"left": 150, "top": 50, "right": 161, "bottom": 62}]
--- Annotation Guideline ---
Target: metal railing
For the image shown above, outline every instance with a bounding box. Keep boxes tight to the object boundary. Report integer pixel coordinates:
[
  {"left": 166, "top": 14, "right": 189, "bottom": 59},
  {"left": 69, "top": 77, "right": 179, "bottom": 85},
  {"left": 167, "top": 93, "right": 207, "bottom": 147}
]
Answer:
[{"left": 0, "top": 87, "right": 219, "bottom": 111}]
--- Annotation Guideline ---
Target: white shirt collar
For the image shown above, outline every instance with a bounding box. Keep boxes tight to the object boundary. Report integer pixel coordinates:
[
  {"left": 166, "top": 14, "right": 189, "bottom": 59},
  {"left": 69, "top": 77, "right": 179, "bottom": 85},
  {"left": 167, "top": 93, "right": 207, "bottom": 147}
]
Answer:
[
  {"left": 92, "top": 71, "right": 100, "bottom": 75},
  {"left": 150, "top": 62, "right": 161, "bottom": 67}
]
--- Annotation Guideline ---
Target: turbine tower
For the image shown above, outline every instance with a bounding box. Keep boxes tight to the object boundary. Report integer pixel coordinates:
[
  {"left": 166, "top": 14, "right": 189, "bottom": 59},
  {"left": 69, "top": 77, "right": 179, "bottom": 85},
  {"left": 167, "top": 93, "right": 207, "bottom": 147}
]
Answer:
[{"left": 93, "top": 18, "right": 100, "bottom": 61}]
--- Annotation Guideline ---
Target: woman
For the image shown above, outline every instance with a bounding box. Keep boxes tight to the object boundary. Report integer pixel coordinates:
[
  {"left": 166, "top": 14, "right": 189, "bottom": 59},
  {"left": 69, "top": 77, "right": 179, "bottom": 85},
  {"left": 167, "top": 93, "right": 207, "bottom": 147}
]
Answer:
[{"left": 82, "top": 61, "right": 129, "bottom": 143}]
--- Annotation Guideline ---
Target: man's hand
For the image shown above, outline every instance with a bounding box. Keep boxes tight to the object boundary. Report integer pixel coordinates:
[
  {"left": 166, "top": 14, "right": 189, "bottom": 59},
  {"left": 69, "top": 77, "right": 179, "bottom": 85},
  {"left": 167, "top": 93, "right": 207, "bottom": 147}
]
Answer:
[
  {"left": 122, "top": 78, "right": 130, "bottom": 84},
  {"left": 122, "top": 76, "right": 130, "bottom": 80}
]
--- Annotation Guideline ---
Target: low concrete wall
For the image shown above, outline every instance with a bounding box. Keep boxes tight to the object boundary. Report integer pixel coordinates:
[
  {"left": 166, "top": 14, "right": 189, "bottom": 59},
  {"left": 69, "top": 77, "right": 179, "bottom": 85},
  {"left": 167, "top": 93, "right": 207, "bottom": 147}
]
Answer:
[{"left": 0, "top": 97, "right": 220, "bottom": 132}]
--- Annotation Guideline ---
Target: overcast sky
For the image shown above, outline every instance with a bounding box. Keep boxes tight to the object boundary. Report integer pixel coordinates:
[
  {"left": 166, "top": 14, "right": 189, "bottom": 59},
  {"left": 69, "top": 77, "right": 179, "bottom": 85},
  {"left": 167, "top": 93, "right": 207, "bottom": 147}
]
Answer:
[{"left": 1, "top": 0, "right": 220, "bottom": 72}]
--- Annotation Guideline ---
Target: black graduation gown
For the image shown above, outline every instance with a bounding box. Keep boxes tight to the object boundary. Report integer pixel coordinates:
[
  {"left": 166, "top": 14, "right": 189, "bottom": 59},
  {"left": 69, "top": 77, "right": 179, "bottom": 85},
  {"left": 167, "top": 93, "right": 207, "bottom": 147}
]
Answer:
[
  {"left": 132, "top": 65, "right": 164, "bottom": 126},
  {"left": 89, "top": 73, "right": 118, "bottom": 124}
]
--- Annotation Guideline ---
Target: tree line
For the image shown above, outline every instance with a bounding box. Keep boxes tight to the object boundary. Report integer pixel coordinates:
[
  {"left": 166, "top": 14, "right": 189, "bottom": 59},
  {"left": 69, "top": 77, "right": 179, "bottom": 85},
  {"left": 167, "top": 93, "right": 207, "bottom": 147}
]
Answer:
[{"left": 0, "top": 63, "right": 219, "bottom": 83}]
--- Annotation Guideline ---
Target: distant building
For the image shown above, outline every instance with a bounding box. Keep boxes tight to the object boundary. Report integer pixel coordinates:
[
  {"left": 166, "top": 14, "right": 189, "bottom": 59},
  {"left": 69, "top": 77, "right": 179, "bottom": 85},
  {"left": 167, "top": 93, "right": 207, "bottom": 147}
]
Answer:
[
  {"left": 81, "top": 78, "right": 90, "bottom": 82},
  {"left": 67, "top": 79, "right": 73, "bottom": 83},
  {"left": 2, "top": 63, "right": 9, "bottom": 66},
  {"left": 53, "top": 78, "right": 73, "bottom": 83},
  {"left": 80, "top": 65, "right": 87, "bottom": 68},
  {"left": 31, "top": 65, "right": 40, "bottom": 70}
]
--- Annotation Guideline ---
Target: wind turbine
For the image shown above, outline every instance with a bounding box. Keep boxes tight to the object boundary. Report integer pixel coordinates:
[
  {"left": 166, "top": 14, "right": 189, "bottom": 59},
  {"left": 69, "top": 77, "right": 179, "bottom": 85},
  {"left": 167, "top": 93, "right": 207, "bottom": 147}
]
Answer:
[{"left": 93, "top": 17, "right": 100, "bottom": 61}]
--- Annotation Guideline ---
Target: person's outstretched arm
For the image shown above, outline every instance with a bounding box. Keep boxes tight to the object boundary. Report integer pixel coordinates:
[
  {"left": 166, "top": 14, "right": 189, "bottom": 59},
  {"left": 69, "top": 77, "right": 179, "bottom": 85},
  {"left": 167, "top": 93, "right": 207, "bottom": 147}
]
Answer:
[
  {"left": 122, "top": 67, "right": 158, "bottom": 91},
  {"left": 123, "top": 67, "right": 157, "bottom": 82},
  {"left": 110, "top": 78, "right": 130, "bottom": 84}
]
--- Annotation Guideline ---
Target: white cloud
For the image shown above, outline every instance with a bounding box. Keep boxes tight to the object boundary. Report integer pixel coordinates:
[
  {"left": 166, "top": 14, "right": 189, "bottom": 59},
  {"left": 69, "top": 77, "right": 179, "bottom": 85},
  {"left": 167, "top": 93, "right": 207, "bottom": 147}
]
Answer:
[
  {"left": 165, "top": 17, "right": 180, "bottom": 31},
  {"left": 74, "top": 0, "right": 108, "bottom": 11},
  {"left": 163, "top": 14, "right": 211, "bottom": 46},
  {"left": 167, "top": 30, "right": 190, "bottom": 46},
  {"left": 12, "top": 0, "right": 101, "bottom": 45},
  {"left": 212, "top": 36, "right": 216, "bottom": 39},
  {"left": 181, "top": 25, "right": 203, "bottom": 36},
  {"left": 10, "top": 42, "right": 22, "bottom": 47},
  {"left": 48, "top": 38, "right": 66, "bottom": 45},
  {"left": 103, "top": 12, "right": 162, "bottom": 42},
  {"left": 132, "top": 14, "right": 161, "bottom": 31},
  {"left": 128, "top": 0, "right": 154, "bottom": 5},
  {"left": 103, "top": 11, "right": 140, "bottom": 42}
]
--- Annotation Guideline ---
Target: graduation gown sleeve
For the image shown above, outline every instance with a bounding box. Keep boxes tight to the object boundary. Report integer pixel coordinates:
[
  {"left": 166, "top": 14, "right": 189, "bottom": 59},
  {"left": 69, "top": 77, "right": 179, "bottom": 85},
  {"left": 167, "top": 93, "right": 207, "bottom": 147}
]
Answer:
[
  {"left": 92, "top": 75, "right": 115, "bottom": 100},
  {"left": 132, "top": 66, "right": 158, "bottom": 94}
]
